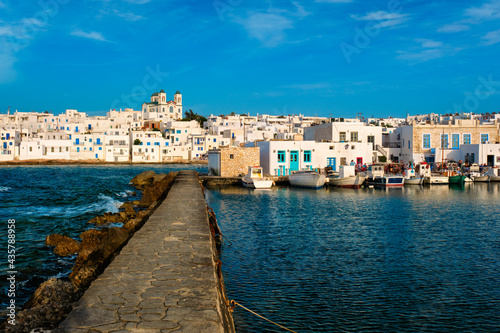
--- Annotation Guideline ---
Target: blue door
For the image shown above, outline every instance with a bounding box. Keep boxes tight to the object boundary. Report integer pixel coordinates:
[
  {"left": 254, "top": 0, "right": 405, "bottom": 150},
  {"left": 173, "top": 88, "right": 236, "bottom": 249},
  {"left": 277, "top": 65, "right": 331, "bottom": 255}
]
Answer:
[
  {"left": 290, "top": 151, "right": 299, "bottom": 172},
  {"left": 75, "top": 138, "right": 80, "bottom": 145},
  {"left": 327, "top": 157, "right": 336, "bottom": 171}
]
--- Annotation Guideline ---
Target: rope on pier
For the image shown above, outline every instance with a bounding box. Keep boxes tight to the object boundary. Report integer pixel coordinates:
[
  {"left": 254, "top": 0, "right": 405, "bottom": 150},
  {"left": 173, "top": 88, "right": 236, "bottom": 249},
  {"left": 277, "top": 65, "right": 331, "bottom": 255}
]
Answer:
[{"left": 229, "top": 300, "right": 299, "bottom": 333}]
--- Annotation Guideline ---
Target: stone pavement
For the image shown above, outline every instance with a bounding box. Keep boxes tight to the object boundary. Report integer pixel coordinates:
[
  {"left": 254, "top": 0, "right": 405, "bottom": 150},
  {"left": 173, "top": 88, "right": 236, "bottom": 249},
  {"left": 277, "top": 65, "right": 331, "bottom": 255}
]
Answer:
[{"left": 55, "top": 170, "right": 234, "bottom": 333}]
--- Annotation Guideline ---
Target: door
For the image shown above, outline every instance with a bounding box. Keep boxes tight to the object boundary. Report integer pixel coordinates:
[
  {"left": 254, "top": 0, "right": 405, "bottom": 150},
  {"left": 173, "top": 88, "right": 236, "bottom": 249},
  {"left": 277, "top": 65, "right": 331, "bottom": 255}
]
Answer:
[
  {"left": 487, "top": 155, "right": 494, "bottom": 167},
  {"left": 367, "top": 136, "right": 375, "bottom": 150},
  {"left": 327, "top": 157, "right": 336, "bottom": 171},
  {"left": 290, "top": 151, "right": 299, "bottom": 172},
  {"left": 357, "top": 157, "right": 363, "bottom": 165}
]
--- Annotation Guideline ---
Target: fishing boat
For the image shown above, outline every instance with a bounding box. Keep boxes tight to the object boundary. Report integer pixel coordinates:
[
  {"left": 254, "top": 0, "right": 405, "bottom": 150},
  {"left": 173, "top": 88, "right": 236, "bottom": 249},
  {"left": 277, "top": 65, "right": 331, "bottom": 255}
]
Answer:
[
  {"left": 365, "top": 163, "right": 404, "bottom": 187},
  {"left": 472, "top": 174, "right": 490, "bottom": 182},
  {"left": 423, "top": 175, "right": 449, "bottom": 185},
  {"left": 485, "top": 167, "right": 500, "bottom": 182},
  {"left": 328, "top": 165, "right": 366, "bottom": 189},
  {"left": 288, "top": 170, "right": 326, "bottom": 189},
  {"left": 448, "top": 174, "right": 466, "bottom": 184},
  {"left": 242, "top": 166, "right": 273, "bottom": 189},
  {"left": 403, "top": 162, "right": 423, "bottom": 185}
]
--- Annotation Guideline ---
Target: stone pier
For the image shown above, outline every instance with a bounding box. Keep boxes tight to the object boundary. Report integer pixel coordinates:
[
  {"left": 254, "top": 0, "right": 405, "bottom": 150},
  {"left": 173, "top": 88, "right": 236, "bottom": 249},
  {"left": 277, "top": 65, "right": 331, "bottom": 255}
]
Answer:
[{"left": 55, "top": 170, "right": 235, "bottom": 332}]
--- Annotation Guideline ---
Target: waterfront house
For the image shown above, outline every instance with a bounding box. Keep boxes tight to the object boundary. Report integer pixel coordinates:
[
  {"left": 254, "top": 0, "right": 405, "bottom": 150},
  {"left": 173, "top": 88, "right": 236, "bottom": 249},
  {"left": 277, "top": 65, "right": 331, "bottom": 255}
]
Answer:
[
  {"left": 208, "top": 147, "right": 260, "bottom": 177},
  {"left": 256, "top": 140, "right": 373, "bottom": 176}
]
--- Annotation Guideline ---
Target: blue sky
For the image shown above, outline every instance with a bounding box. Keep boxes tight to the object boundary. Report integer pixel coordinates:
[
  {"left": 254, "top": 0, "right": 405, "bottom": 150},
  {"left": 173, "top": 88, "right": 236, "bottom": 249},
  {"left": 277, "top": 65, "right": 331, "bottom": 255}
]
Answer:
[{"left": 0, "top": 0, "right": 499, "bottom": 118}]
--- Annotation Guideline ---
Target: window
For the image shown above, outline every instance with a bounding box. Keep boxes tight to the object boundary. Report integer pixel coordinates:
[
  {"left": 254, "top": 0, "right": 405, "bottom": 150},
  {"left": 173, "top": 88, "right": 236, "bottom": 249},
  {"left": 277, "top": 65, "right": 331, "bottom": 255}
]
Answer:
[
  {"left": 350, "top": 132, "right": 358, "bottom": 142},
  {"left": 452, "top": 134, "right": 459, "bottom": 149},
  {"left": 77, "top": 147, "right": 80, "bottom": 152},
  {"left": 471, "top": 153, "right": 475, "bottom": 163},
  {"left": 170, "top": 106, "right": 174, "bottom": 113},
  {"left": 89, "top": 138, "right": 92, "bottom": 143},
  {"left": 423, "top": 134, "right": 430, "bottom": 149},
  {"left": 147, "top": 142, "right": 151, "bottom": 146},
  {"left": 29, "top": 147, "right": 32, "bottom": 152},
  {"left": 441, "top": 134, "right": 449, "bottom": 148},
  {"left": 229, "top": 154, "right": 234, "bottom": 159},
  {"left": 304, "top": 150, "right": 311, "bottom": 163},
  {"left": 278, "top": 150, "right": 286, "bottom": 163},
  {"left": 176, "top": 130, "right": 181, "bottom": 134},
  {"left": 463, "top": 134, "right": 471, "bottom": 145},
  {"left": 339, "top": 132, "right": 346, "bottom": 142},
  {"left": 408, "top": 140, "right": 411, "bottom": 149},
  {"left": 481, "top": 134, "right": 489, "bottom": 144}
]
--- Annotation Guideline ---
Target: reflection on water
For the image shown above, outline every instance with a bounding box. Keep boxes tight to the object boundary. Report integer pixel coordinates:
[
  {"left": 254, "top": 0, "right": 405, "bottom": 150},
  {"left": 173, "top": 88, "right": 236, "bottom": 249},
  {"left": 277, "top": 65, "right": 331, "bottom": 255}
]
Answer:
[{"left": 206, "top": 183, "right": 500, "bottom": 333}]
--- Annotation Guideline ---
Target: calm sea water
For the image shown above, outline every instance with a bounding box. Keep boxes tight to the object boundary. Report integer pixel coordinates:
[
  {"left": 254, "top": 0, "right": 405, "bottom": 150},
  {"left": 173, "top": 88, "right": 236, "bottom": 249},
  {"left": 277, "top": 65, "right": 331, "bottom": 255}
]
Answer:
[
  {"left": 205, "top": 184, "right": 500, "bottom": 333},
  {"left": 0, "top": 164, "right": 207, "bottom": 319}
]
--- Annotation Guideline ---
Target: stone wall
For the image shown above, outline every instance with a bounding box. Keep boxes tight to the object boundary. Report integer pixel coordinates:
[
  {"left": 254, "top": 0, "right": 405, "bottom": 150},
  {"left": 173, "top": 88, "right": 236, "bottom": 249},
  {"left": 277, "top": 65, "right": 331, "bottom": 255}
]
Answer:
[{"left": 220, "top": 147, "right": 260, "bottom": 177}]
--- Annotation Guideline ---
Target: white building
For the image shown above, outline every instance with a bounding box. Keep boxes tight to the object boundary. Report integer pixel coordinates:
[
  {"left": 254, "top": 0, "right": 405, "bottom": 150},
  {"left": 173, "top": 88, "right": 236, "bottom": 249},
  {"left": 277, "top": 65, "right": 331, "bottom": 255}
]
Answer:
[
  {"left": 256, "top": 140, "right": 373, "bottom": 176},
  {"left": 142, "top": 90, "right": 182, "bottom": 121}
]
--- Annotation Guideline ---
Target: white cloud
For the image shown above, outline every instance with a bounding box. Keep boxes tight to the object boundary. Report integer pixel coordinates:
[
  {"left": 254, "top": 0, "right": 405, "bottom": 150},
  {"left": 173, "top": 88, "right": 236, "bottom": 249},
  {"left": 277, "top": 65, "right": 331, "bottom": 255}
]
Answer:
[
  {"left": 70, "top": 30, "right": 109, "bottom": 42},
  {"left": 397, "top": 39, "right": 461, "bottom": 64},
  {"left": 351, "top": 10, "right": 410, "bottom": 29},
  {"left": 283, "top": 82, "right": 331, "bottom": 90},
  {"left": 315, "top": 0, "right": 353, "bottom": 3},
  {"left": 124, "top": 0, "right": 151, "bottom": 4},
  {"left": 465, "top": 0, "right": 500, "bottom": 20},
  {"left": 482, "top": 29, "right": 500, "bottom": 45},
  {"left": 235, "top": 12, "right": 293, "bottom": 47},
  {"left": 0, "top": 40, "right": 17, "bottom": 83},
  {"left": 437, "top": 24, "right": 471, "bottom": 33},
  {"left": 416, "top": 39, "right": 443, "bottom": 48}
]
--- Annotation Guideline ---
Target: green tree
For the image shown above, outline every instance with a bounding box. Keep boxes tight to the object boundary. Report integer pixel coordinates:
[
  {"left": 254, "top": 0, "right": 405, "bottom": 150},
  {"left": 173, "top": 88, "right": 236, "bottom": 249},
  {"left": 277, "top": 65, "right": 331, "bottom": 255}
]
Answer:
[{"left": 133, "top": 139, "right": 142, "bottom": 145}]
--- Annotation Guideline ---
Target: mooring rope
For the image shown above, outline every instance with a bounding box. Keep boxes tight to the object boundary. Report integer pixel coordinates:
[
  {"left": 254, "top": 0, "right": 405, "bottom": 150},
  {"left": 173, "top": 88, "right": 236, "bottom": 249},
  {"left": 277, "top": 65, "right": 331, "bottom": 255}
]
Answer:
[{"left": 229, "top": 300, "right": 299, "bottom": 333}]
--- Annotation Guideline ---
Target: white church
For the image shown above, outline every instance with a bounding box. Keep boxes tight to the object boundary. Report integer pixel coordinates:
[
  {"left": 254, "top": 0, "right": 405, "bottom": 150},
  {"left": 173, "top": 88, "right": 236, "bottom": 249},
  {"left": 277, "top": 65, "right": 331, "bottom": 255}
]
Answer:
[{"left": 142, "top": 89, "right": 183, "bottom": 121}]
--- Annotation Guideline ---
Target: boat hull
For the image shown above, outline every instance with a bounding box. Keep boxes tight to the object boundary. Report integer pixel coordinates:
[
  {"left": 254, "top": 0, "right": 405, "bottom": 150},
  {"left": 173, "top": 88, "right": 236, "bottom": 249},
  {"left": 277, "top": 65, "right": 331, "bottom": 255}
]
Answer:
[
  {"left": 473, "top": 175, "right": 489, "bottom": 182},
  {"left": 366, "top": 176, "right": 405, "bottom": 187},
  {"left": 490, "top": 176, "right": 500, "bottom": 182},
  {"left": 449, "top": 175, "right": 466, "bottom": 184},
  {"left": 404, "top": 177, "right": 423, "bottom": 185},
  {"left": 424, "top": 176, "right": 449, "bottom": 185},
  {"left": 328, "top": 176, "right": 366, "bottom": 188},
  {"left": 289, "top": 173, "right": 326, "bottom": 188},
  {"left": 242, "top": 176, "right": 273, "bottom": 189}
]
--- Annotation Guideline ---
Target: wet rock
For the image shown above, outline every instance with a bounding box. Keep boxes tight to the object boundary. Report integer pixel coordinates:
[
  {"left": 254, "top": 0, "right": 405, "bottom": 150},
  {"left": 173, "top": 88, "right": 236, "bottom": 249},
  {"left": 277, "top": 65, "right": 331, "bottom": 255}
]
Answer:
[
  {"left": 45, "top": 234, "right": 80, "bottom": 257},
  {"left": 69, "top": 227, "right": 131, "bottom": 290},
  {"left": 75, "top": 229, "right": 108, "bottom": 264},
  {"left": 130, "top": 170, "right": 157, "bottom": 188},
  {"left": 1, "top": 278, "right": 81, "bottom": 333},
  {"left": 139, "top": 171, "right": 177, "bottom": 208},
  {"left": 87, "top": 212, "right": 128, "bottom": 225}
]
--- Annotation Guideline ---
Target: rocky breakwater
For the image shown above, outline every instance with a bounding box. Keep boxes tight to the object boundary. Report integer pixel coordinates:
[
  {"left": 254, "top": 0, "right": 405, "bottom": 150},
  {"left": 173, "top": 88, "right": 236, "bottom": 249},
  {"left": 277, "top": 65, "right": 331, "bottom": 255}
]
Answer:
[{"left": 1, "top": 171, "right": 178, "bottom": 333}]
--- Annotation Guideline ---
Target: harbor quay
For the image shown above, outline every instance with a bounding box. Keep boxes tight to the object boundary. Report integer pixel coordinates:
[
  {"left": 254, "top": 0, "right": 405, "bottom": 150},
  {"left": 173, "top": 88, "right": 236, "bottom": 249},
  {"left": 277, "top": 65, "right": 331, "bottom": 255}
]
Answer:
[{"left": 54, "top": 170, "right": 235, "bottom": 332}]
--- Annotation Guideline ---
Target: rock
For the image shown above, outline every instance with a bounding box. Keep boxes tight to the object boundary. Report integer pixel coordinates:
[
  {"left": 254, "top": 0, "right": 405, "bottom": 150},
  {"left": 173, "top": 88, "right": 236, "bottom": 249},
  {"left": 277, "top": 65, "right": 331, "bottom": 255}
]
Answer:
[
  {"left": 120, "top": 202, "right": 137, "bottom": 218},
  {"left": 139, "top": 171, "right": 178, "bottom": 208},
  {"left": 69, "top": 227, "right": 131, "bottom": 290},
  {"left": 45, "top": 234, "right": 80, "bottom": 257},
  {"left": 24, "top": 278, "right": 78, "bottom": 309},
  {"left": 87, "top": 212, "right": 128, "bottom": 225},
  {"left": 130, "top": 170, "right": 157, "bottom": 188},
  {"left": 75, "top": 229, "right": 108, "bottom": 264},
  {"left": 1, "top": 278, "right": 81, "bottom": 333}
]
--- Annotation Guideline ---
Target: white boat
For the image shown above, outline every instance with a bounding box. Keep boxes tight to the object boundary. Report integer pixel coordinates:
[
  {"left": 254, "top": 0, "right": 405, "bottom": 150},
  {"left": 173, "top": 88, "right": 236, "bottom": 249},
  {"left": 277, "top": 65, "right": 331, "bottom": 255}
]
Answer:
[
  {"left": 365, "top": 164, "right": 405, "bottom": 187},
  {"left": 472, "top": 175, "right": 490, "bottom": 182},
  {"left": 242, "top": 166, "right": 273, "bottom": 189},
  {"left": 485, "top": 167, "right": 500, "bottom": 182},
  {"left": 403, "top": 162, "right": 423, "bottom": 185},
  {"left": 423, "top": 175, "right": 449, "bottom": 185},
  {"left": 405, "top": 177, "right": 423, "bottom": 185},
  {"left": 328, "top": 165, "right": 365, "bottom": 189},
  {"left": 288, "top": 170, "right": 326, "bottom": 189}
]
